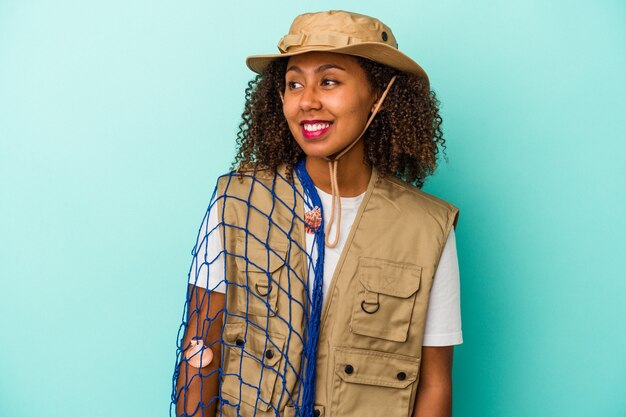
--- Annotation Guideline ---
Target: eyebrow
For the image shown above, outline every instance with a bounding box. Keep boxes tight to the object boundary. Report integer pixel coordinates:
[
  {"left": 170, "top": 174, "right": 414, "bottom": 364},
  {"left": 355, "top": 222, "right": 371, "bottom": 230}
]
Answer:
[{"left": 285, "top": 63, "right": 347, "bottom": 74}]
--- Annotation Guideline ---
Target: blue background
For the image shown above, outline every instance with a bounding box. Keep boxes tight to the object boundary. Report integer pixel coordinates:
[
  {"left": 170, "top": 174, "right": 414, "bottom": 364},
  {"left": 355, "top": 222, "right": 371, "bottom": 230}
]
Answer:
[{"left": 1, "top": 1, "right": 625, "bottom": 416}]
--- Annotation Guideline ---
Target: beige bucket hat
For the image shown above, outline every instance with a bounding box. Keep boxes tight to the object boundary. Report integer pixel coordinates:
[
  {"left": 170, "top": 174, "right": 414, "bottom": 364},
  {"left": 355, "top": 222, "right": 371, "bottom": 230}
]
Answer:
[{"left": 246, "top": 10, "right": 429, "bottom": 85}]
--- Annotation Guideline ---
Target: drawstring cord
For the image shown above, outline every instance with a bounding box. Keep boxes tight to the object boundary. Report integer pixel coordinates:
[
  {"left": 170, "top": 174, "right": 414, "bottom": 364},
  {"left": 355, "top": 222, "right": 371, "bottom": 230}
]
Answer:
[
  {"left": 323, "top": 75, "right": 397, "bottom": 247},
  {"left": 324, "top": 159, "right": 341, "bottom": 247}
]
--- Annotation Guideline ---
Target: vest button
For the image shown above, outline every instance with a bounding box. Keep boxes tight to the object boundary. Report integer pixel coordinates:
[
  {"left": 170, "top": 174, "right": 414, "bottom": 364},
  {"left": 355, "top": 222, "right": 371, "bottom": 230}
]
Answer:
[
  {"left": 314, "top": 409, "right": 321, "bottom": 417},
  {"left": 235, "top": 339, "right": 244, "bottom": 346},
  {"left": 265, "top": 349, "right": 274, "bottom": 359},
  {"left": 397, "top": 371, "right": 407, "bottom": 381},
  {"left": 344, "top": 364, "right": 354, "bottom": 374}
]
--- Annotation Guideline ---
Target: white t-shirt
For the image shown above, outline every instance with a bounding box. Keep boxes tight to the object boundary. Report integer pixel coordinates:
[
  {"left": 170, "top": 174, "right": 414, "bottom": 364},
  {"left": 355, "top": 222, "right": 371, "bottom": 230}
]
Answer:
[{"left": 189, "top": 186, "right": 463, "bottom": 346}]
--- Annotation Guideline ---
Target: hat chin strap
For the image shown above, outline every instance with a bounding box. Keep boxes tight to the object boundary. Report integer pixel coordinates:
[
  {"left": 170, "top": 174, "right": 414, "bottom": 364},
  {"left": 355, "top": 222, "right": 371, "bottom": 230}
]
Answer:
[{"left": 323, "top": 75, "right": 397, "bottom": 248}]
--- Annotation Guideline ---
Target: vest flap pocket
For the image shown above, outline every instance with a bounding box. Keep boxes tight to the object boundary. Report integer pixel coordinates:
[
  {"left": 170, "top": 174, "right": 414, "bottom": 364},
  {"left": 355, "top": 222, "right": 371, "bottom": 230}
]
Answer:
[
  {"left": 222, "top": 322, "right": 284, "bottom": 366},
  {"left": 334, "top": 347, "right": 420, "bottom": 389},
  {"left": 283, "top": 404, "right": 324, "bottom": 417},
  {"left": 235, "top": 237, "right": 287, "bottom": 274},
  {"left": 233, "top": 237, "right": 287, "bottom": 317},
  {"left": 359, "top": 257, "right": 421, "bottom": 298},
  {"left": 351, "top": 258, "right": 422, "bottom": 342},
  {"left": 221, "top": 322, "right": 286, "bottom": 410}
]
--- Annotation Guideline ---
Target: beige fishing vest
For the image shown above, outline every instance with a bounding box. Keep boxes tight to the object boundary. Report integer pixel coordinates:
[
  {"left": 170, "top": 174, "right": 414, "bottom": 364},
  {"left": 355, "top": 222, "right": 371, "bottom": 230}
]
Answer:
[{"left": 215, "top": 165, "right": 459, "bottom": 417}]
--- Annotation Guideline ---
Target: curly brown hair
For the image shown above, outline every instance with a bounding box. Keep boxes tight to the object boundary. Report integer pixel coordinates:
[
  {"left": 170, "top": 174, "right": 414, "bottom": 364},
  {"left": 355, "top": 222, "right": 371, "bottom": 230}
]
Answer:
[{"left": 232, "top": 55, "right": 446, "bottom": 188}]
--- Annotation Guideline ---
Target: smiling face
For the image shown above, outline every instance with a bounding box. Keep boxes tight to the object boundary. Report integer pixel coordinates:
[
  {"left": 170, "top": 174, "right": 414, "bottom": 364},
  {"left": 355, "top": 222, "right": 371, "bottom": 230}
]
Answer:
[{"left": 282, "top": 52, "right": 378, "bottom": 160}]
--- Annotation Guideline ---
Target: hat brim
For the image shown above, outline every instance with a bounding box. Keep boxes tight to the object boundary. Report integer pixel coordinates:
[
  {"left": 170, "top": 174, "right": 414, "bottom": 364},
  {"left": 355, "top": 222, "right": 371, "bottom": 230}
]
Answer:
[{"left": 246, "top": 42, "right": 429, "bottom": 86}]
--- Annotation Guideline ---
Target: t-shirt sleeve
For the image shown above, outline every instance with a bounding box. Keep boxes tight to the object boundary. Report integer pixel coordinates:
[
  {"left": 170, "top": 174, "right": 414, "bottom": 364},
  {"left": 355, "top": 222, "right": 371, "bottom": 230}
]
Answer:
[
  {"left": 422, "top": 228, "right": 463, "bottom": 346},
  {"left": 187, "top": 201, "right": 227, "bottom": 293}
]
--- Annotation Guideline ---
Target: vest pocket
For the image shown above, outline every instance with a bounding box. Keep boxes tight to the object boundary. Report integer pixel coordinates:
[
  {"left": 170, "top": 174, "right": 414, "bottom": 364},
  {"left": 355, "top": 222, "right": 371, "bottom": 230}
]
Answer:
[
  {"left": 234, "top": 237, "right": 287, "bottom": 317},
  {"left": 331, "top": 347, "right": 420, "bottom": 417},
  {"left": 350, "top": 257, "right": 422, "bottom": 342},
  {"left": 283, "top": 404, "right": 325, "bottom": 417},
  {"left": 220, "top": 322, "right": 286, "bottom": 412}
]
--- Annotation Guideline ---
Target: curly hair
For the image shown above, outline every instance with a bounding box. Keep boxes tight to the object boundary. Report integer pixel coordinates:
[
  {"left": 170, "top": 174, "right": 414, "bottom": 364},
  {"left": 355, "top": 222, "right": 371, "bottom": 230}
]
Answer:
[{"left": 232, "top": 55, "right": 446, "bottom": 188}]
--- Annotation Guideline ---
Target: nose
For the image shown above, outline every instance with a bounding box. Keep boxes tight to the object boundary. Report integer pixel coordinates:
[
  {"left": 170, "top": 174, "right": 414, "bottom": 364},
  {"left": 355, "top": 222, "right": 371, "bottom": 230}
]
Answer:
[{"left": 299, "top": 85, "right": 322, "bottom": 112}]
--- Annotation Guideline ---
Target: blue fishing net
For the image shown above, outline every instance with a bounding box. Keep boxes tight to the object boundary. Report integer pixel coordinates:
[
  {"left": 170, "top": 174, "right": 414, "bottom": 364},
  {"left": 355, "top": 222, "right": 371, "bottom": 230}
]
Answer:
[{"left": 171, "top": 160, "right": 324, "bottom": 417}]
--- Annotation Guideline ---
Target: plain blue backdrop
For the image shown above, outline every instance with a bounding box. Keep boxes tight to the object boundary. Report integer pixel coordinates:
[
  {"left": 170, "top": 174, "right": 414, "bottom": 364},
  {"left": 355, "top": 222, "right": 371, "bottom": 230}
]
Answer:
[{"left": 1, "top": 1, "right": 625, "bottom": 416}]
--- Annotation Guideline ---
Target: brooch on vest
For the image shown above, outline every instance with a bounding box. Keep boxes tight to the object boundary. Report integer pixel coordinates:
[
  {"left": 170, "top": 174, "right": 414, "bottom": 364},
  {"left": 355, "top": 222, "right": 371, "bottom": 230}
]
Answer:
[{"left": 304, "top": 206, "right": 322, "bottom": 234}]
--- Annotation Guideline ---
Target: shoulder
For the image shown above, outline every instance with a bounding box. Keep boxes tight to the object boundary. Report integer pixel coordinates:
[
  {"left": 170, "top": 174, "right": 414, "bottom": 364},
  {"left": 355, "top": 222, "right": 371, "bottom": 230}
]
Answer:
[
  {"left": 378, "top": 174, "right": 460, "bottom": 229},
  {"left": 214, "top": 163, "right": 299, "bottom": 208},
  {"left": 215, "top": 163, "right": 292, "bottom": 186},
  {"left": 215, "top": 164, "right": 281, "bottom": 193},
  {"left": 380, "top": 174, "right": 458, "bottom": 211}
]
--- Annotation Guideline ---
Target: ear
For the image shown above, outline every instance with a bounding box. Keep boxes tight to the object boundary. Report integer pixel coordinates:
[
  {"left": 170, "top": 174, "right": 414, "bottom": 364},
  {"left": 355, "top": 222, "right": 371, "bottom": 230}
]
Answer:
[{"left": 279, "top": 90, "right": 285, "bottom": 104}]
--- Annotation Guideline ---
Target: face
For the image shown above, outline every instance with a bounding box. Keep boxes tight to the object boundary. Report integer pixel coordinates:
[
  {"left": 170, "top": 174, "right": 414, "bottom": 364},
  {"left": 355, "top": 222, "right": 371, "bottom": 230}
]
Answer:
[{"left": 282, "top": 52, "right": 378, "bottom": 159}]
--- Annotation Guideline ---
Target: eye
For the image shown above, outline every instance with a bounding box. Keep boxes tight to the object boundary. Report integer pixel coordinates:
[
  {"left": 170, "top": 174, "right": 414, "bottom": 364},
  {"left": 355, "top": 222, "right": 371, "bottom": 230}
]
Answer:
[
  {"left": 321, "top": 78, "right": 339, "bottom": 87},
  {"left": 287, "top": 81, "right": 303, "bottom": 90}
]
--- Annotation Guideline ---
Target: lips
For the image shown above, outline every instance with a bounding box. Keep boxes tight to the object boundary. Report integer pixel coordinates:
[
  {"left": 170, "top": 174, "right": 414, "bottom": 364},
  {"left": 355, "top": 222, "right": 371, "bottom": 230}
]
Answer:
[{"left": 301, "top": 120, "right": 333, "bottom": 140}]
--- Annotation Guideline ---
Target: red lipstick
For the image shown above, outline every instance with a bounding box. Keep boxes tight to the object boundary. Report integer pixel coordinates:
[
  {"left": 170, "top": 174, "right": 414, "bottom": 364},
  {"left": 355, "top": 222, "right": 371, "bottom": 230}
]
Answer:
[{"left": 301, "top": 120, "right": 333, "bottom": 140}]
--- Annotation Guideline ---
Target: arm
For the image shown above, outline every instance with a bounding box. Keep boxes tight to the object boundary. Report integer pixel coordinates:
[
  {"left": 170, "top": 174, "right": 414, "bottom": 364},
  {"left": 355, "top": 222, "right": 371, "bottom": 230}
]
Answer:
[
  {"left": 411, "top": 346, "right": 454, "bottom": 417},
  {"left": 175, "top": 285, "right": 225, "bottom": 417}
]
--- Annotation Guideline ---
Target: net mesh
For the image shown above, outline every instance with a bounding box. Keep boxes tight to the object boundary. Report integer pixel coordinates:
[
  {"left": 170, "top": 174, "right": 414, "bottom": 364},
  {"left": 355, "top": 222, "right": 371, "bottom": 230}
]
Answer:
[{"left": 171, "top": 159, "right": 324, "bottom": 417}]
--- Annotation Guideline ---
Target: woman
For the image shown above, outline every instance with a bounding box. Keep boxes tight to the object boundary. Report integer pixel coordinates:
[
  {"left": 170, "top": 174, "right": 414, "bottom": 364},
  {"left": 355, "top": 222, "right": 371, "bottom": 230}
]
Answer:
[{"left": 172, "top": 10, "right": 462, "bottom": 417}]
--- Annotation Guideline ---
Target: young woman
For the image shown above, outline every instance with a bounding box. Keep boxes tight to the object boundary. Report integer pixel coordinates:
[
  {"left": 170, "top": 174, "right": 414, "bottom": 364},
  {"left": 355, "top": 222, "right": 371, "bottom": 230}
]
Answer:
[{"left": 172, "top": 10, "right": 461, "bottom": 417}]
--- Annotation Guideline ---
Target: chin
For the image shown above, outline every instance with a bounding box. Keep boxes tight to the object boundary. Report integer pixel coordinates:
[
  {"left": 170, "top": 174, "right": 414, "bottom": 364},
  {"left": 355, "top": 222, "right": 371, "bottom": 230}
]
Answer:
[{"left": 297, "top": 143, "right": 338, "bottom": 160}]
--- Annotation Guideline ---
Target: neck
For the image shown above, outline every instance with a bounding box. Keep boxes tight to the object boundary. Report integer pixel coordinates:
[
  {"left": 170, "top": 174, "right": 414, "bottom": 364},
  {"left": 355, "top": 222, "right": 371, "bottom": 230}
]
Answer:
[{"left": 305, "top": 144, "right": 372, "bottom": 197}]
